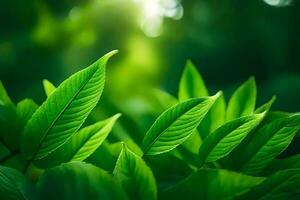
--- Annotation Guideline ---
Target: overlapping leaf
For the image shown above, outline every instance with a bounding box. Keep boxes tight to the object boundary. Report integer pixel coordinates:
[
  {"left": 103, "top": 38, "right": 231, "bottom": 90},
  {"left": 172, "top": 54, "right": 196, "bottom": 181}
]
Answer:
[
  {"left": 198, "top": 113, "right": 265, "bottom": 165},
  {"left": 262, "top": 154, "right": 300, "bottom": 176},
  {"left": 0, "top": 81, "right": 14, "bottom": 107},
  {"left": 237, "top": 169, "right": 300, "bottom": 200},
  {"left": 86, "top": 141, "right": 123, "bottom": 172},
  {"left": 226, "top": 77, "right": 256, "bottom": 121},
  {"left": 34, "top": 114, "right": 121, "bottom": 168},
  {"left": 42, "top": 79, "right": 56, "bottom": 97},
  {"left": 161, "top": 168, "right": 264, "bottom": 200},
  {"left": 0, "top": 165, "right": 36, "bottom": 200},
  {"left": 142, "top": 92, "right": 221, "bottom": 155},
  {"left": 21, "top": 50, "right": 117, "bottom": 160},
  {"left": 178, "top": 61, "right": 226, "bottom": 139},
  {"left": 235, "top": 113, "right": 300, "bottom": 175},
  {"left": 114, "top": 144, "right": 157, "bottom": 200},
  {"left": 178, "top": 60, "right": 208, "bottom": 101},
  {"left": 254, "top": 96, "right": 276, "bottom": 114},
  {"left": 37, "top": 162, "right": 128, "bottom": 200}
]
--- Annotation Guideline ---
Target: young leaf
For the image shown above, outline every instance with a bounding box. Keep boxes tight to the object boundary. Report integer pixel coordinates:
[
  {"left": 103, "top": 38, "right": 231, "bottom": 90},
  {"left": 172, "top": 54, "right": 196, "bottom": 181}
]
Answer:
[
  {"left": 161, "top": 168, "right": 264, "bottom": 200},
  {"left": 0, "top": 165, "right": 36, "bottom": 200},
  {"left": 42, "top": 79, "right": 56, "bottom": 97},
  {"left": 198, "top": 113, "right": 265, "bottom": 165},
  {"left": 0, "top": 80, "right": 14, "bottom": 107},
  {"left": 142, "top": 92, "right": 221, "bottom": 155},
  {"left": 238, "top": 113, "right": 300, "bottom": 175},
  {"left": 178, "top": 61, "right": 226, "bottom": 139},
  {"left": 16, "top": 99, "right": 38, "bottom": 128},
  {"left": 178, "top": 60, "right": 208, "bottom": 101},
  {"left": 114, "top": 144, "right": 157, "bottom": 200},
  {"left": 226, "top": 77, "right": 256, "bottom": 121},
  {"left": 21, "top": 50, "right": 117, "bottom": 160},
  {"left": 236, "top": 169, "right": 300, "bottom": 200},
  {"left": 37, "top": 162, "right": 128, "bottom": 200},
  {"left": 34, "top": 114, "right": 121, "bottom": 168},
  {"left": 254, "top": 96, "right": 276, "bottom": 114}
]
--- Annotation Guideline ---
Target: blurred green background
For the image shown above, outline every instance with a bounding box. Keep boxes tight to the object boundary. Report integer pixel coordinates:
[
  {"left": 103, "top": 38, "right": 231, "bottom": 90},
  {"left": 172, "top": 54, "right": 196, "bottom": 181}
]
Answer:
[{"left": 0, "top": 0, "right": 299, "bottom": 115}]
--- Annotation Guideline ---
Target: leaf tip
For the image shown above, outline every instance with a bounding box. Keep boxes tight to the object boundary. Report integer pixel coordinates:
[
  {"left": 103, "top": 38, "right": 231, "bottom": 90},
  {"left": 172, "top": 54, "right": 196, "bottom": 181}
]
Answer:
[
  {"left": 212, "top": 91, "right": 222, "bottom": 100},
  {"left": 248, "top": 76, "right": 256, "bottom": 85},
  {"left": 256, "top": 111, "right": 267, "bottom": 118},
  {"left": 94, "top": 50, "right": 119, "bottom": 67},
  {"left": 110, "top": 113, "right": 122, "bottom": 123},
  {"left": 102, "top": 50, "right": 118, "bottom": 60}
]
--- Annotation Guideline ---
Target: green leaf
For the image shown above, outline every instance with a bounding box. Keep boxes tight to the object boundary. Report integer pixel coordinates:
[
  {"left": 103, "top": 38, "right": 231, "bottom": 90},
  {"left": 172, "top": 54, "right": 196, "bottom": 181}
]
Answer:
[
  {"left": 151, "top": 89, "right": 202, "bottom": 155},
  {"left": 142, "top": 92, "right": 221, "bottom": 155},
  {"left": 1, "top": 99, "right": 38, "bottom": 149},
  {"left": 161, "top": 168, "right": 264, "bottom": 200},
  {"left": 151, "top": 89, "right": 178, "bottom": 111},
  {"left": 86, "top": 141, "right": 123, "bottom": 172},
  {"left": 198, "top": 93, "right": 226, "bottom": 139},
  {"left": 21, "top": 50, "right": 117, "bottom": 160},
  {"left": 0, "top": 99, "right": 37, "bottom": 151},
  {"left": 16, "top": 99, "right": 38, "bottom": 128},
  {"left": 178, "top": 60, "right": 208, "bottom": 101},
  {"left": 42, "top": 79, "right": 56, "bottom": 97},
  {"left": 236, "top": 113, "right": 300, "bottom": 175},
  {"left": 254, "top": 96, "right": 276, "bottom": 114},
  {"left": 114, "top": 144, "right": 157, "bottom": 200},
  {"left": 180, "top": 130, "right": 202, "bottom": 155},
  {"left": 144, "top": 153, "right": 193, "bottom": 191},
  {"left": 262, "top": 154, "right": 300, "bottom": 176},
  {"left": 37, "top": 161, "right": 128, "bottom": 200},
  {"left": 198, "top": 113, "right": 265, "bottom": 165},
  {"left": 0, "top": 165, "right": 36, "bottom": 200},
  {"left": 0, "top": 81, "right": 19, "bottom": 149},
  {"left": 226, "top": 77, "right": 257, "bottom": 121},
  {"left": 34, "top": 114, "right": 121, "bottom": 168},
  {"left": 237, "top": 169, "right": 300, "bottom": 200},
  {"left": 177, "top": 61, "right": 226, "bottom": 139},
  {"left": 0, "top": 80, "right": 14, "bottom": 107}
]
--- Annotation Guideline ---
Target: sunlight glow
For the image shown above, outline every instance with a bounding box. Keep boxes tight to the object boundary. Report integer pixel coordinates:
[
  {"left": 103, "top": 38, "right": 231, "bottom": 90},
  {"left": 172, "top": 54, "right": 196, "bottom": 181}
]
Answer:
[
  {"left": 263, "top": 0, "right": 292, "bottom": 7},
  {"left": 133, "top": 0, "right": 183, "bottom": 38}
]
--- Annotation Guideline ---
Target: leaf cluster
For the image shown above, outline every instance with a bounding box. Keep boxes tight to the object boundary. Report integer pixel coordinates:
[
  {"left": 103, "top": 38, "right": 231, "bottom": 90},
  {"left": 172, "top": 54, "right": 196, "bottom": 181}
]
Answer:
[{"left": 0, "top": 52, "right": 299, "bottom": 200}]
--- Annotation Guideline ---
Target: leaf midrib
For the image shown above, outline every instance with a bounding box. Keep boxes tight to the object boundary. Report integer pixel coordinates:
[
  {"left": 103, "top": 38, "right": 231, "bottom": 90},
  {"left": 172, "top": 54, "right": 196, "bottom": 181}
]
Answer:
[
  {"left": 204, "top": 119, "right": 248, "bottom": 159},
  {"left": 32, "top": 66, "right": 99, "bottom": 160},
  {"left": 242, "top": 125, "right": 291, "bottom": 169},
  {"left": 143, "top": 99, "right": 209, "bottom": 154},
  {"left": 70, "top": 122, "right": 110, "bottom": 160}
]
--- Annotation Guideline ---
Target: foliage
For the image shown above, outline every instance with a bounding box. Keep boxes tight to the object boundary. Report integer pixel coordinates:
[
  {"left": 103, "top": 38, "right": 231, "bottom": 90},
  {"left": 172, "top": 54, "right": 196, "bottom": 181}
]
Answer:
[{"left": 0, "top": 51, "right": 300, "bottom": 200}]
